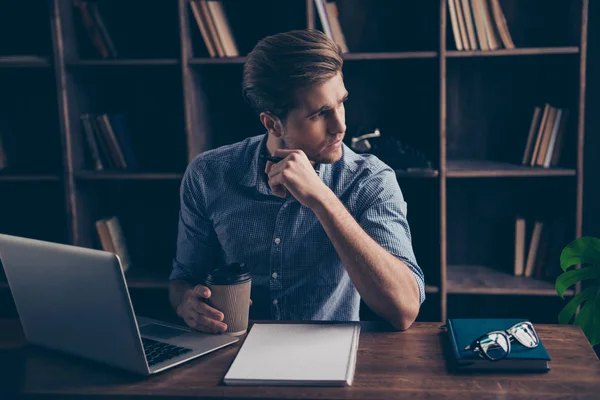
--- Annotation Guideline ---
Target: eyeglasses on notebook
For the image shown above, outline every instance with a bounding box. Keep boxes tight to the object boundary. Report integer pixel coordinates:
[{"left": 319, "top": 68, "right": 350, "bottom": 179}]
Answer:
[{"left": 464, "top": 321, "right": 540, "bottom": 361}]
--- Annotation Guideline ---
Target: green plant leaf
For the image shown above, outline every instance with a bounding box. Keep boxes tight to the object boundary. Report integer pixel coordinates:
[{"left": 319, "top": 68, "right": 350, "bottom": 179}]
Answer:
[
  {"left": 574, "top": 291, "right": 600, "bottom": 346},
  {"left": 560, "top": 236, "right": 600, "bottom": 272},
  {"left": 594, "top": 290, "right": 600, "bottom": 347},
  {"left": 555, "top": 267, "right": 600, "bottom": 298},
  {"left": 558, "top": 285, "right": 599, "bottom": 324}
]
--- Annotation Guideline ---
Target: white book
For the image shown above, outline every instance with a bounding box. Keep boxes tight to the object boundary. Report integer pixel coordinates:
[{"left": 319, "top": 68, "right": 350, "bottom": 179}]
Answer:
[
  {"left": 224, "top": 323, "right": 361, "bottom": 386},
  {"left": 543, "top": 108, "right": 563, "bottom": 167}
]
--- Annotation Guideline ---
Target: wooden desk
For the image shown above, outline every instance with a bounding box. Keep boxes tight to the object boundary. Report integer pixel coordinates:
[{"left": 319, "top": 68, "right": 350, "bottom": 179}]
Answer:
[{"left": 1, "top": 319, "right": 599, "bottom": 400}]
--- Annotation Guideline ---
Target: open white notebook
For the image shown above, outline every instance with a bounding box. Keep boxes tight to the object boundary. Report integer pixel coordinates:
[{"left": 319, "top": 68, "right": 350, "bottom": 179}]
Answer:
[{"left": 223, "top": 323, "right": 361, "bottom": 386}]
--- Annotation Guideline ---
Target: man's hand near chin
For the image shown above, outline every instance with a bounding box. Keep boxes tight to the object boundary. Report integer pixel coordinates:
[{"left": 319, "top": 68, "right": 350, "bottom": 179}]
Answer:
[{"left": 265, "top": 149, "right": 333, "bottom": 209}]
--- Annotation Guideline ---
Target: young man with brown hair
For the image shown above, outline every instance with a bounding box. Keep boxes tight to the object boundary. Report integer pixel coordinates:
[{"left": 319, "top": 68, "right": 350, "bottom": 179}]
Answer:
[{"left": 169, "top": 29, "right": 425, "bottom": 332}]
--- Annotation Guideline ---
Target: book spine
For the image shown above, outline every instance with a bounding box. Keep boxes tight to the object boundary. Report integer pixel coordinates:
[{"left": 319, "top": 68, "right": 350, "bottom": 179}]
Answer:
[{"left": 446, "top": 319, "right": 462, "bottom": 362}]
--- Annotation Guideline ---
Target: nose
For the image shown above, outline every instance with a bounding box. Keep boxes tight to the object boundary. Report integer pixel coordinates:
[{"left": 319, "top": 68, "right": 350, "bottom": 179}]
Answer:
[{"left": 328, "top": 105, "right": 346, "bottom": 136}]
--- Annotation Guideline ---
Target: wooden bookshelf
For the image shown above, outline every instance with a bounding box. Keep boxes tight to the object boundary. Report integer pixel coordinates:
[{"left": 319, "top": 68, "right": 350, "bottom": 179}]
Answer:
[
  {"left": 446, "top": 160, "right": 576, "bottom": 177},
  {"left": 74, "top": 172, "right": 184, "bottom": 181},
  {"left": 446, "top": 46, "right": 580, "bottom": 57},
  {"left": 66, "top": 59, "right": 180, "bottom": 67},
  {"left": 189, "top": 57, "right": 246, "bottom": 65},
  {"left": 0, "top": 174, "right": 62, "bottom": 182},
  {"left": 0, "top": 56, "right": 52, "bottom": 68},
  {"left": 0, "top": 0, "right": 590, "bottom": 324},
  {"left": 447, "top": 265, "right": 574, "bottom": 296},
  {"left": 395, "top": 169, "right": 440, "bottom": 178},
  {"left": 343, "top": 51, "right": 439, "bottom": 60}
]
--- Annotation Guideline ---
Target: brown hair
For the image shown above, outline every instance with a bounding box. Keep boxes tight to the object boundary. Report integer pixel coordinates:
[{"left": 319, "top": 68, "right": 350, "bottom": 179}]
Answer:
[{"left": 242, "top": 29, "right": 343, "bottom": 121}]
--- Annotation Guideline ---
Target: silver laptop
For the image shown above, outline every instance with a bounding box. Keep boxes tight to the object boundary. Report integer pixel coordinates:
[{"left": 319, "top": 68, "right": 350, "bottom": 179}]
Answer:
[{"left": 0, "top": 233, "right": 238, "bottom": 375}]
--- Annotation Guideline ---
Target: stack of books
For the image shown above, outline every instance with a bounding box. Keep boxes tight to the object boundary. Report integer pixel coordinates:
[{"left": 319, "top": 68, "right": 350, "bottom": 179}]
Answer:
[
  {"left": 190, "top": 0, "right": 239, "bottom": 57},
  {"left": 513, "top": 217, "right": 569, "bottom": 280},
  {"left": 80, "top": 113, "right": 138, "bottom": 171},
  {"left": 521, "top": 104, "right": 569, "bottom": 168},
  {"left": 74, "top": 0, "right": 118, "bottom": 58},
  {"left": 448, "top": 0, "right": 515, "bottom": 51}
]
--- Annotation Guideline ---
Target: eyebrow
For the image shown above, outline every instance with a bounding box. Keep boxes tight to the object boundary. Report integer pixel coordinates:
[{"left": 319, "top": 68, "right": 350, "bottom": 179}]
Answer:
[{"left": 306, "top": 92, "right": 349, "bottom": 118}]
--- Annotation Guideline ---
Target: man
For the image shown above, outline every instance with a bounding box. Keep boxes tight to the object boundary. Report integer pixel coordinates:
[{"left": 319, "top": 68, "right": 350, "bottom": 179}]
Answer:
[{"left": 169, "top": 29, "right": 425, "bottom": 333}]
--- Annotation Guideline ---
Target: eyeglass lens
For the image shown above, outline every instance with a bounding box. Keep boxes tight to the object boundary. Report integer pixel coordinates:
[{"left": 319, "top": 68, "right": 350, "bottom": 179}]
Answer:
[
  {"left": 480, "top": 333, "right": 510, "bottom": 361},
  {"left": 509, "top": 322, "right": 539, "bottom": 348}
]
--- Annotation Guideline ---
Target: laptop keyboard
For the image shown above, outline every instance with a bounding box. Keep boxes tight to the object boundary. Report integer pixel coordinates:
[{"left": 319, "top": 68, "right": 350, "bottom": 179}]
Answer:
[{"left": 142, "top": 337, "right": 193, "bottom": 366}]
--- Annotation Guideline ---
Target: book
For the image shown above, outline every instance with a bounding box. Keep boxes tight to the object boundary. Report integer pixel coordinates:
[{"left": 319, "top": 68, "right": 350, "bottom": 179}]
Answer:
[
  {"left": 95, "top": 216, "right": 131, "bottom": 273},
  {"left": 524, "top": 221, "right": 544, "bottom": 277},
  {"left": 513, "top": 216, "right": 526, "bottom": 276},
  {"left": 325, "top": 1, "right": 349, "bottom": 53},
  {"left": 223, "top": 323, "right": 361, "bottom": 386},
  {"left": 446, "top": 318, "right": 551, "bottom": 372}
]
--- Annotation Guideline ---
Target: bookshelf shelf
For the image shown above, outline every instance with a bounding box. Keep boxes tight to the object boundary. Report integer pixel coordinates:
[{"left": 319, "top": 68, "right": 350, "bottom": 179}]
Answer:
[
  {"left": 446, "top": 47, "right": 580, "bottom": 58},
  {"left": 343, "top": 52, "right": 438, "bottom": 61},
  {"left": 74, "top": 172, "right": 184, "bottom": 181},
  {"left": 446, "top": 160, "right": 576, "bottom": 178},
  {"left": 447, "top": 265, "right": 574, "bottom": 296},
  {"left": 0, "top": 56, "right": 51, "bottom": 68},
  {"left": 66, "top": 59, "right": 180, "bottom": 67},
  {"left": 395, "top": 169, "right": 439, "bottom": 178},
  {"left": 125, "top": 270, "right": 170, "bottom": 289},
  {"left": 425, "top": 285, "right": 440, "bottom": 294},
  {"left": 189, "top": 57, "right": 246, "bottom": 65},
  {"left": 188, "top": 52, "right": 441, "bottom": 64},
  {"left": 0, "top": 174, "right": 61, "bottom": 182}
]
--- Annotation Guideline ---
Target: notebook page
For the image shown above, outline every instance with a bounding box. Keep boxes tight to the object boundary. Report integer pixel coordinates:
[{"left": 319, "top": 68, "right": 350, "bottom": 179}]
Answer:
[{"left": 224, "top": 323, "right": 360, "bottom": 385}]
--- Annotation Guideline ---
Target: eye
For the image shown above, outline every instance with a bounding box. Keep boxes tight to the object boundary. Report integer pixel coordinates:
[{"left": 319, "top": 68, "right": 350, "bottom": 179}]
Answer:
[{"left": 311, "top": 110, "right": 327, "bottom": 120}]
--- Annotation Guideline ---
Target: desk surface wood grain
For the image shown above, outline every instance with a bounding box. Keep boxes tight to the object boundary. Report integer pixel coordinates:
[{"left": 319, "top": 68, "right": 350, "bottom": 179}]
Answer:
[{"left": 1, "top": 319, "right": 599, "bottom": 400}]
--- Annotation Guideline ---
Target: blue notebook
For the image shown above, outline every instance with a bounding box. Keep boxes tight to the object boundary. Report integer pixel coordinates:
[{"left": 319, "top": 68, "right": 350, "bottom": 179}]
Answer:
[{"left": 446, "top": 318, "right": 551, "bottom": 372}]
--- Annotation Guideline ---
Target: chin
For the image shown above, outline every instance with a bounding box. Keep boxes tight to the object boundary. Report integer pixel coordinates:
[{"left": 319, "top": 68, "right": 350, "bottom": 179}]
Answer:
[{"left": 315, "top": 147, "right": 343, "bottom": 164}]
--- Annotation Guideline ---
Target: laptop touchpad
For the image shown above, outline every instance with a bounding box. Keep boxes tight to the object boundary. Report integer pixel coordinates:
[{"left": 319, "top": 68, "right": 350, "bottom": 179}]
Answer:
[{"left": 140, "top": 323, "right": 189, "bottom": 339}]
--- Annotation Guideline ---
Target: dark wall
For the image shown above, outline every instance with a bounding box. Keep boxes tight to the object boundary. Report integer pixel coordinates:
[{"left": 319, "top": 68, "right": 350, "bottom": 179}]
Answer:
[{"left": 584, "top": 1, "right": 600, "bottom": 237}]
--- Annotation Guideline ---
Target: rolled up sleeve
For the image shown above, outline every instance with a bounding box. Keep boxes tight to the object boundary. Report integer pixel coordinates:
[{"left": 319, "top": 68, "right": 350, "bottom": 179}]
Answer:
[
  {"left": 352, "top": 164, "right": 426, "bottom": 305},
  {"left": 170, "top": 162, "right": 220, "bottom": 282}
]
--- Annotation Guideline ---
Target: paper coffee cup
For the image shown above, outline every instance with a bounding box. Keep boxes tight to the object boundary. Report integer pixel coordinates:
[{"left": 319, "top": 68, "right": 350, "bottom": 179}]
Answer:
[{"left": 204, "top": 263, "right": 252, "bottom": 336}]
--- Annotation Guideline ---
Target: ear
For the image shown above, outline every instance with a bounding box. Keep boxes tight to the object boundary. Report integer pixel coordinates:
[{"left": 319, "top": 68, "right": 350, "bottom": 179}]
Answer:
[{"left": 260, "top": 112, "right": 283, "bottom": 138}]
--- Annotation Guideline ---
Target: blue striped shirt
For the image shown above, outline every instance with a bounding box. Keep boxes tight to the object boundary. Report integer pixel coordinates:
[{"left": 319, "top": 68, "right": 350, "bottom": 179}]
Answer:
[{"left": 170, "top": 133, "right": 425, "bottom": 321}]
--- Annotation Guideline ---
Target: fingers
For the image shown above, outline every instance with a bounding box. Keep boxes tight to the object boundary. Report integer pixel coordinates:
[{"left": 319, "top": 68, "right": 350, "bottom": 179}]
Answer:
[
  {"left": 190, "top": 284, "right": 225, "bottom": 321},
  {"left": 183, "top": 312, "right": 227, "bottom": 334},
  {"left": 196, "top": 314, "right": 228, "bottom": 333},
  {"left": 265, "top": 156, "right": 290, "bottom": 198},
  {"left": 267, "top": 156, "right": 289, "bottom": 179},
  {"left": 265, "top": 160, "right": 274, "bottom": 175},
  {"left": 267, "top": 172, "right": 288, "bottom": 198},
  {"left": 179, "top": 285, "right": 228, "bottom": 333},
  {"left": 194, "top": 300, "right": 224, "bottom": 321},
  {"left": 192, "top": 284, "right": 211, "bottom": 299},
  {"left": 184, "top": 299, "right": 227, "bottom": 333}
]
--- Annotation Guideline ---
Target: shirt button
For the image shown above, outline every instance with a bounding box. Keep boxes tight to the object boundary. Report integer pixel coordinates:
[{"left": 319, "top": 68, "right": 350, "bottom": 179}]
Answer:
[
  {"left": 272, "top": 299, "right": 278, "bottom": 305},
  {"left": 272, "top": 272, "right": 278, "bottom": 279},
  {"left": 274, "top": 238, "right": 281, "bottom": 245}
]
